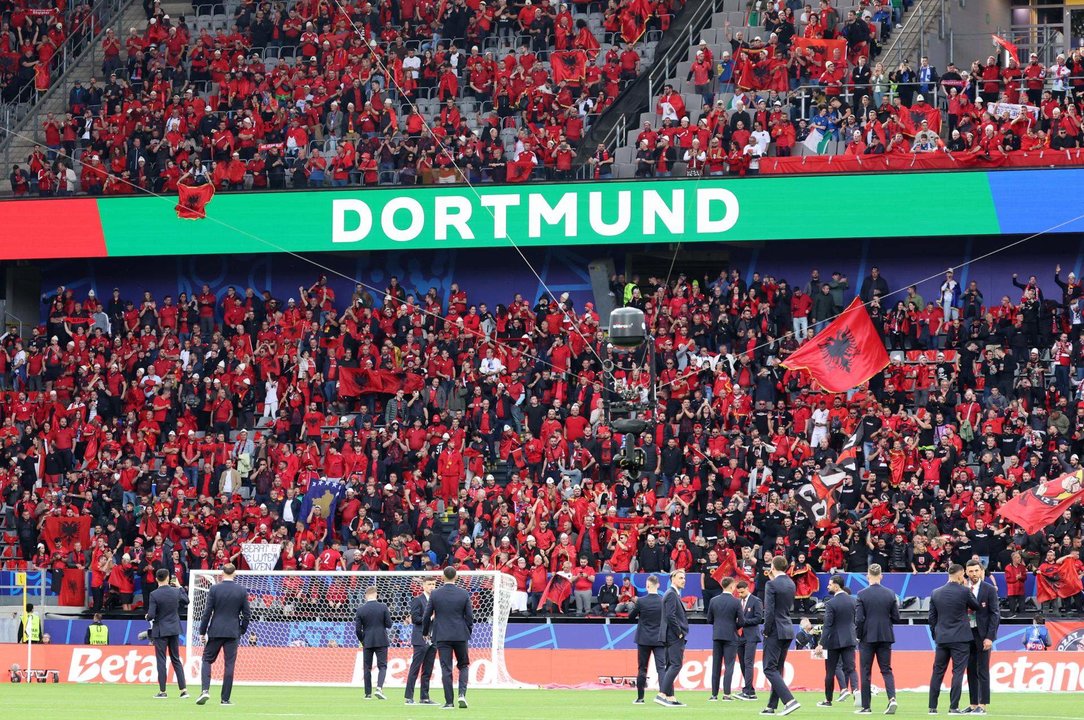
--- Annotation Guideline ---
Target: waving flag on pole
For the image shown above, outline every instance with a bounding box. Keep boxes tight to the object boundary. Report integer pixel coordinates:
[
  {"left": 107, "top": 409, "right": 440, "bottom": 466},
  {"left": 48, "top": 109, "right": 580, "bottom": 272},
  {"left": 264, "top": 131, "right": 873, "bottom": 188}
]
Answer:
[
  {"left": 997, "top": 470, "right": 1084, "bottom": 534},
  {"left": 796, "top": 426, "right": 862, "bottom": 527},
  {"left": 992, "top": 34, "right": 1020, "bottom": 64},
  {"left": 781, "top": 298, "right": 889, "bottom": 393}
]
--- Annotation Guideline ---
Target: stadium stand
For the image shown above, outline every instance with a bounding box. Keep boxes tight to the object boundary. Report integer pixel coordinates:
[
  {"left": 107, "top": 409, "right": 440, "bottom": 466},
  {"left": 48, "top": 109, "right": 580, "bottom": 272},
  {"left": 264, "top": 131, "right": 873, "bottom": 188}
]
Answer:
[
  {"left": 7, "top": 0, "right": 1084, "bottom": 192},
  {"left": 1, "top": 265, "right": 1083, "bottom": 617}
]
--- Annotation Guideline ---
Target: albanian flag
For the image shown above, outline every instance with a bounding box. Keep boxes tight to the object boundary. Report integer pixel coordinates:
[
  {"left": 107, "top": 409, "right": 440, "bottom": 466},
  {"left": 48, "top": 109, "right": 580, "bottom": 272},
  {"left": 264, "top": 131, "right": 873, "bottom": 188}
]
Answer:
[
  {"left": 795, "top": 427, "right": 861, "bottom": 527},
  {"left": 41, "top": 515, "right": 92, "bottom": 553},
  {"left": 552, "top": 50, "right": 587, "bottom": 84},
  {"left": 538, "top": 573, "right": 573, "bottom": 612},
  {"left": 896, "top": 102, "right": 943, "bottom": 136},
  {"left": 338, "top": 367, "right": 425, "bottom": 397},
  {"left": 782, "top": 298, "right": 889, "bottom": 393},
  {"left": 790, "top": 565, "right": 821, "bottom": 599},
  {"left": 793, "top": 37, "right": 847, "bottom": 67},
  {"left": 997, "top": 470, "right": 1084, "bottom": 534},
  {"left": 1036, "top": 557, "right": 1084, "bottom": 604},
  {"left": 175, "top": 182, "right": 215, "bottom": 220},
  {"left": 712, "top": 546, "right": 751, "bottom": 584},
  {"left": 992, "top": 34, "right": 1020, "bottom": 64},
  {"left": 59, "top": 568, "right": 86, "bottom": 606}
]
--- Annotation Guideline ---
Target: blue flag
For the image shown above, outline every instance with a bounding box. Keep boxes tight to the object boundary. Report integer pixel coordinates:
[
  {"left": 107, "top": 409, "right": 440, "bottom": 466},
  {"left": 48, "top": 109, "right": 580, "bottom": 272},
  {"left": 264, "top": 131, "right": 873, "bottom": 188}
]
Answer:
[{"left": 299, "top": 478, "right": 346, "bottom": 523}]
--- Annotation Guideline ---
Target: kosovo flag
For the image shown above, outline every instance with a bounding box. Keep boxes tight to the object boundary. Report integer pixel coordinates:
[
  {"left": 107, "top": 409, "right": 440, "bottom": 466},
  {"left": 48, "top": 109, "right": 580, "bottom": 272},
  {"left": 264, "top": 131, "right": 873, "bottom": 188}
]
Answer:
[{"left": 300, "top": 478, "right": 347, "bottom": 522}]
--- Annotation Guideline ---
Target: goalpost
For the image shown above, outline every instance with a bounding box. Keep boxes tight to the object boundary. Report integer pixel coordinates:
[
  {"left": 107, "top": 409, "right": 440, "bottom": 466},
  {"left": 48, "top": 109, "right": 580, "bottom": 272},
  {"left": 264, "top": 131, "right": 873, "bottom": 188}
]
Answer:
[{"left": 186, "top": 570, "right": 519, "bottom": 688}]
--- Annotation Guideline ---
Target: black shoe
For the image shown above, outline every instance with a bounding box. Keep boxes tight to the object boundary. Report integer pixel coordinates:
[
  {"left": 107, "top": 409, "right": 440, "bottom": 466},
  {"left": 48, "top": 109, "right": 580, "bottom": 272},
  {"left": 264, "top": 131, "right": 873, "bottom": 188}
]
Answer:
[
  {"left": 669, "top": 699, "right": 686, "bottom": 707},
  {"left": 196, "top": 692, "right": 210, "bottom": 706},
  {"left": 442, "top": 703, "right": 456, "bottom": 710},
  {"left": 405, "top": 699, "right": 415, "bottom": 705},
  {"left": 633, "top": 699, "right": 645, "bottom": 705},
  {"left": 709, "top": 696, "right": 719, "bottom": 702},
  {"left": 654, "top": 696, "right": 671, "bottom": 707},
  {"left": 721, "top": 695, "right": 734, "bottom": 701},
  {"left": 948, "top": 710, "right": 966, "bottom": 715},
  {"left": 179, "top": 690, "right": 190, "bottom": 699},
  {"left": 364, "top": 696, "right": 373, "bottom": 700},
  {"left": 760, "top": 709, "right": 776, "bottom": 715},
  {"left": 929, "top": 711, "right": 938, "bottom": 715},
  {"left": 154, "top": 692, "right": 168, "bottom": 699},
  {"left": 419, "top": 699, "right": 438, "bottom": 706},
  {"left": 458, "top": 695, "right": 468, "bottom": 709},
  {"left": 855, "top": 710, "right": 872, "bottom": 715},
  {"left": 220, "top": 700, "right": 233, "bottom": 706},
  {"left": 736, "top": 693, "right": 758, "bottom": 701},
  {"left": 817, "top": 701, "right": 833, "bottom": 707}
]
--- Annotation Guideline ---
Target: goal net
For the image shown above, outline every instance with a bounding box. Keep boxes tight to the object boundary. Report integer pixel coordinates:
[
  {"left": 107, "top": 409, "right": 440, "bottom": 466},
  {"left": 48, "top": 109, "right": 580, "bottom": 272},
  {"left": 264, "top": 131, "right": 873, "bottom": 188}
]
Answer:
[{"left": 186, "top": 570, "right": 518, "bottom": 687}]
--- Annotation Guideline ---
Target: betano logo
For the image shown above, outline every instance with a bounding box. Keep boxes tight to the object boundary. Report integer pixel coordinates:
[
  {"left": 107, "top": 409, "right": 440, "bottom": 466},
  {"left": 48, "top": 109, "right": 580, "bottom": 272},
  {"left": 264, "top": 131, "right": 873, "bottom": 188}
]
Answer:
[{"left": 331, "top": 188, "right": 740, "bottom": 244}]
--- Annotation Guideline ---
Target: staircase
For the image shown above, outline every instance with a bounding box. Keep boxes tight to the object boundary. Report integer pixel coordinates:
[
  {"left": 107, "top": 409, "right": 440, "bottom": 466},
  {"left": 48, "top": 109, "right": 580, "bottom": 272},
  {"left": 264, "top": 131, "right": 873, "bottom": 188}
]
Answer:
[
  {"left": 0, "top": 0, "right": 194, "bottom": 171},
  {"left": 880, "top": 0, "right": 946, "bottom": 74}
]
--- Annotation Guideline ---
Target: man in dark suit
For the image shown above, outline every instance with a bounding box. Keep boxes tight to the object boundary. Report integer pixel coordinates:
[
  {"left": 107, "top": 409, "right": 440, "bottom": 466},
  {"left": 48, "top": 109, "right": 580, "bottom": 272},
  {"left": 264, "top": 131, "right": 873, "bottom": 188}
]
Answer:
[
  {"left": 734, "top": 579, "right": 763, "bottom": 701},
  {"left": 855, "top": 563, "right": 899, "bottom": 715},
  {"left": 147, "top": 568, "right": 188, "bottom": 699},
  {"left": 354, "top": 585, "right": 393, "bottom": 700},
  {"left": 928, "top": 564, "right": 982, "bottom": 714},
  {"left": 196, "top": 563, "right": 252, "bottom": 706},
  {"left": 965, "top": 559, "right": 1000, "bottom": 715},
  {"left": 706, "top": 576, "right": 742, "bottom": 701},
  {"left": 659, "top": 569, "right": 690, "bottom": 708},
  {"left": 763, "top": 555, "right": 800, "bottom": 716},
  {"left": 627, "top": 573, "right": 666, "bottom": 705},
  {"left": 423, "top": 566, "right": 474, "bottom": 709},
  {"left": 405, "top": 576, "right": 438, "bottom": 705},
  {"left": 817, "top": 574, "right": 857, "bottom": 708}
]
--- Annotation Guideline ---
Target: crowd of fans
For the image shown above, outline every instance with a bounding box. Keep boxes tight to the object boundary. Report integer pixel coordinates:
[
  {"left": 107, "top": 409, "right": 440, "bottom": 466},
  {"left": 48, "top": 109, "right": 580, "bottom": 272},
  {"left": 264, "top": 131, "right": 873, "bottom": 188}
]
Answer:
[
  {"left": 9, "top": 0, "right": 1084, "bottom": 191},
  {"left": 7, "top": 0, "right": 680, "bottom": 195},
  {"left": 1, "top": 1, "right": 103, "bottom": 104},
  {"left": 2, "top": 261, "right": 1084, "bottom": 617}
]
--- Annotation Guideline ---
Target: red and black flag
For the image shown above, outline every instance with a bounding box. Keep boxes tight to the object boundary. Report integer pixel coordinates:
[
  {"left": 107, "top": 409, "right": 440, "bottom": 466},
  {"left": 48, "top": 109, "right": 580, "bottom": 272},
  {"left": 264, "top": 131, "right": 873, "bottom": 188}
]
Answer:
[
  {"left": 538, "top": 574, "right": 573, "bottom": 612},
  {"left": 793, "top": 37, "right": 847, "bottom": 67},
  {"left": 552, "top": 50, "right": 587, "bottom": 84},
  {"left": 1036, "top": 557, "right": 1084, "bottom": 604},
  {"left": 175, "top": 182, "right": 215, "bottom": 220},
  {"left": 782, "top": 298, "right": 889, "bottom": 393},
  {"left": 41, "top": 515, "right": 92, "bottom": 553},
  {"left": 997, "top": 470, "right": 1084, "bottom": 534},
  {"left": 896, "top": 102, "right": 943, "bottom": 136},
  {"left": 795, "top": 426, "right": 862, "bottom": 527}
]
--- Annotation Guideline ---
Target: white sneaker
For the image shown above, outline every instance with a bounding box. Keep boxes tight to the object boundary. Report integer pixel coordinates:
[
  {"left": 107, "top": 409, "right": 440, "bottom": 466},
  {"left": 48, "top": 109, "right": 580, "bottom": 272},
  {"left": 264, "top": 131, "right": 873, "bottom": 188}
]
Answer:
[{"left": 781, "top": 700, "right": 801, "bottom": 716}]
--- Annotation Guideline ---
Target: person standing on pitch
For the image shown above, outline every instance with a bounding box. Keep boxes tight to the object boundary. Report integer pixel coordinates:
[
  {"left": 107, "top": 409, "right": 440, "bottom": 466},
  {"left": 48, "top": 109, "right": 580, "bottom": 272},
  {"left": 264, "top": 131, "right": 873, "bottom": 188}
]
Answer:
[
  {"left": 855, "top": 563, "right": 899, "bottom": 715},
  {"left": 423, "top": 566, "right": 474, "bottom": 709},
  {"left": 147, "top": 568, "right": 189, "bottom": 699},
  {"left": 735, "top": 580, "right": 763, "bottom": 701},
  {"left": 196, "top": 563, "right": 251, "bottom": 706},
  {"left": 627, "top": 573, "right": 666, "bottom": 705},
  {"left": 816, "top": 575, "right": 857, "bottom": 709},
  {"left": 965, "top": 560, "right": 1000, "bottom": 715},
  {"left": 763, "top": 555, "right": 801, "bottom": 716},
  {"left": 405, "top": 576, "right": 438, "bottom": 705},
  {"left": 659, "top": 569, "right": 690, "bottom": 707},
  {"left": 355, "top": 585, "right": 393, "bottom": 700},
  {"left": 928, "top": 564, "right": 981, "bottom": 715},
  {"left": 707, "top": 576, "right": 743, "bottom": 701}
]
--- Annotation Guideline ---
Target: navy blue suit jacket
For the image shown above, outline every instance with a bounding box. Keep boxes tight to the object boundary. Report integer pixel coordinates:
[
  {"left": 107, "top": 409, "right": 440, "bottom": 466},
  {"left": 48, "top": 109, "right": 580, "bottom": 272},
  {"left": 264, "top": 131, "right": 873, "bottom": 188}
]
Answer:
[
  {"left": 198, "top": 580, "right": 251, "bottom": 640},
  {"left": 855, "top": 583, "right": 899, "bottom": 644}
]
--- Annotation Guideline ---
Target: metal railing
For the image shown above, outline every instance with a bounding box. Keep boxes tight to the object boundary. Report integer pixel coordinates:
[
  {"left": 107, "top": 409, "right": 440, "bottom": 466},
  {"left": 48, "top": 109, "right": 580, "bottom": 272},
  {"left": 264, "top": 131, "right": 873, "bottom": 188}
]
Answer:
[
  {"left": 0, "top": 570, "right": 49, "bottom": 608},
  {"left": 882, "top": 0, "right": 946, "bottom": 69},
  {"left": 1, "top": 0, "right": 129, "bottom": 167},
  {"left": 646, "top": 0, "right": 729, "bottom": 108},
  {"left": 949, "top": 25, "right": 1067, "bottom": 69}
]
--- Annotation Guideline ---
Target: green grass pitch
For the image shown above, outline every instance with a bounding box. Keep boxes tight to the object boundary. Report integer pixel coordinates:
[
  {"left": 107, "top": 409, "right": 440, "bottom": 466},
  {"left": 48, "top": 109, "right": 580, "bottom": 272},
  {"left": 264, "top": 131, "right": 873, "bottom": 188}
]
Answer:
[{"left": 1, "top": 686, "right": 1079, "bottom": 720}]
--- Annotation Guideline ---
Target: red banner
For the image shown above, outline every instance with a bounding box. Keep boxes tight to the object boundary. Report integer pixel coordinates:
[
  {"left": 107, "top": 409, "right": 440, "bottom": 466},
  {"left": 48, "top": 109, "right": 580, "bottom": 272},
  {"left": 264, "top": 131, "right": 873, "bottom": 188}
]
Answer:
[
  {"left": 59, "top": 568, "right": 86, "bottom": 606},
  {"left": 760, "top": 149, "right": 1084, "bottom": 175},
  {"left": 6, "top": 645, "right": 1084, "bottom": 691},
  {"left": 897, "top": 103, "right": 943, "bottom": 136},
  {"left": 992, "top": 34, "right": 1020, "bottom": 64},
  {"left": 175, "top": 183, "right": 215, "bottom": 220},
  {"left": 1036, "top": 557, "right": 1084, "bottom": 604},
  {"left": 40, "top": 516, "right": 91, "bottom": 553}
]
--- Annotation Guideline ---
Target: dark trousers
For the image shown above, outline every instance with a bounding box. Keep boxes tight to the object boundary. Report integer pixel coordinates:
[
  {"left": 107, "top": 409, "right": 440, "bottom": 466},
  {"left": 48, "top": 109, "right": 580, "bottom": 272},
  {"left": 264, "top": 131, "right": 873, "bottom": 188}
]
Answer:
[
  {"left": 200, "top": 637, "right": 238, "bottom": 701},
  {"left": 636, "top": 644, "right": 666, "bottom": 700},
  {"left": 929, "top": 642, "right": 970, "bottom": 710},
  {"left": 660, "top": 638, "right": 686, "bottom": 696},
  {"left": 710, "top": 639, "right": 739, "bottom": 696},
  {"left": 405, "top": 643, "right": 436, "bottom": 700},
  {"left": 436, "top": 640, "right": 469, "bottom": 704},
  {"left": 824, "top": 646, "right": 856, "bottom": 701},
  {"left": 362, "top": 646, "right": 388, "bottom": 695},
  {"left": 966, "top": 636, "right": 991, "bottom": 706},
  {"left": 737, "top": 640, "right": 758, "bottom": 694},
  {"left": 859, "top": 641, "right": 896, "bottom": 709},
  {"left": 154, "top": 635, "right": 186, "bottom": 693},
  {"left": 763, "top": 637, "right": 795, "bottom": 709}
]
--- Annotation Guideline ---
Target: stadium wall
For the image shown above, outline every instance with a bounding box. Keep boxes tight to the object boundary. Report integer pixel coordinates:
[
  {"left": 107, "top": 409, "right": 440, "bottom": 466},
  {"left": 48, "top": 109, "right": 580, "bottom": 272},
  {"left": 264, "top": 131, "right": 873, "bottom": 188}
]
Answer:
[{"left": 3, "top": 644, "right": 1084, "bottom": 691}]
